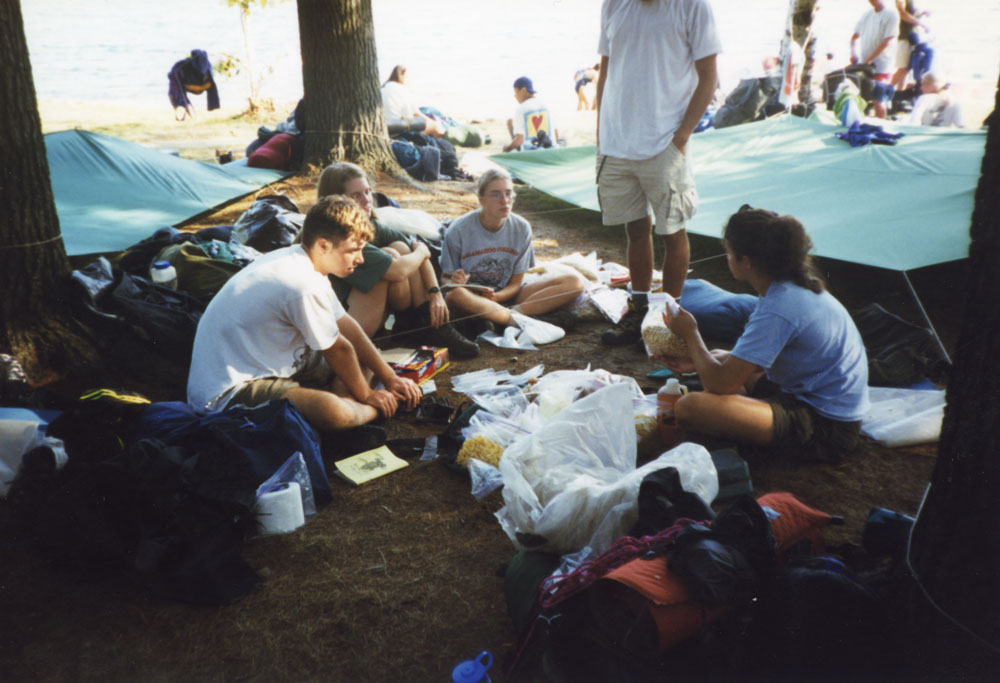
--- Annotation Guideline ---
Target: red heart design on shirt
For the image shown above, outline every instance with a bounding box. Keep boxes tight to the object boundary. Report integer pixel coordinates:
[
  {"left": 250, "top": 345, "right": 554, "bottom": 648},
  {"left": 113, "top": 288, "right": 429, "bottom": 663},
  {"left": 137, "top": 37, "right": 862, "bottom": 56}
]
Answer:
[{"left": 531, "top": 114, "right": 544, "bottom": 132}]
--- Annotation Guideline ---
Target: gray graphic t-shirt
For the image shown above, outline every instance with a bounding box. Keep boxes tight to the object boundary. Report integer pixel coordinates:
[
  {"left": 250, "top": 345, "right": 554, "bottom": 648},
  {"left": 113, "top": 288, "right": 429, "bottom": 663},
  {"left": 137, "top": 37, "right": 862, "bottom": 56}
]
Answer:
[{"left": 440, "top": 210, "right": 535, "bottom": 289}]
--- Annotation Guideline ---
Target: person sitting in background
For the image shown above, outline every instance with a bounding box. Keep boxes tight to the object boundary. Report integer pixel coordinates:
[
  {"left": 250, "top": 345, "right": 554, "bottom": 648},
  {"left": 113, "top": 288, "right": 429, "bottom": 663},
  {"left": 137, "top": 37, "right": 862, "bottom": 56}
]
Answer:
[
  {"left": 440, "top": 168, "right": 585, "bottom": 335},
  {"left": 659, "top": 205, "right": 869, "bottom": 463},
  {"left": 907, "top": 72, "right": 964, "bottom": 127},
  {"left": 381, "top": 65, "right": 446, "bottom": 138},
  {"left": 187, "top": 195, "right": 421, "bottom": 430},
  {"left": 504, "top": 76, "right": 558, "bottom": 152},
  {"left": 317, "top": 162, "right": 480, "bottom": 359}
]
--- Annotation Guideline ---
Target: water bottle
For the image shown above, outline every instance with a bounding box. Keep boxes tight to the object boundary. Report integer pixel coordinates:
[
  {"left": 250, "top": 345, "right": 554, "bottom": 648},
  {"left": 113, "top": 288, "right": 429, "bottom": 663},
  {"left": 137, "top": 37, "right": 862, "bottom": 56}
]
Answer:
[
  {"left": 150, "top": 260, "right": 178, "bottom": 289},
  {"left": 657, "top": 377, "right": 686, "bottom": 449},
  {"left": 451, "top": 650, "right": 492, "bottom": 683}
]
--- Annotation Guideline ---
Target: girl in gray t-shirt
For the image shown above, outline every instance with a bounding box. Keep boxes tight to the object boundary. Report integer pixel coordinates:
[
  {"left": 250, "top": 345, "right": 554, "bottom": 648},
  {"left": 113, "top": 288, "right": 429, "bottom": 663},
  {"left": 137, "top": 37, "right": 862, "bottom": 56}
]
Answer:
[{"left": 440, "top": 169, "right": 585, "bottom": 331}]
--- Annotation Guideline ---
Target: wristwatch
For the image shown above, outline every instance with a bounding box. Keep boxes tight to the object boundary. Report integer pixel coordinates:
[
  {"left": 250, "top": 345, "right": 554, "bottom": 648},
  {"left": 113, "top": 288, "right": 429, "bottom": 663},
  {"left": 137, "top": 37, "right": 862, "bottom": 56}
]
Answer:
[{"left": 427, "top": 286, "right": 441, "bottom": 295}]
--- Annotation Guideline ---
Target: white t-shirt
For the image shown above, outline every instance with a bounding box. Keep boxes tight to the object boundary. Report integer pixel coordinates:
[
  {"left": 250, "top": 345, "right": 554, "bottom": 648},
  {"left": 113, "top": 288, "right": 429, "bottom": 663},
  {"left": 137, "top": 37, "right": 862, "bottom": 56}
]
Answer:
[
  {"left": 854, "top": 7, "right": 899, "bottom": 75},
  {"left": 598, "top": 0, "right": 722, "bottom": 160},
  {"left": 908, "top": 93, "right": 964, "bottom": 128},
  {"left": 512, "top": 95, "right": 554, "bottom": 142},
  {"left": 381, "top": 80, "right": 417, "bottom": 120},
  {"left": 187, "top": 245, "right": 346, "bottom": 413}
]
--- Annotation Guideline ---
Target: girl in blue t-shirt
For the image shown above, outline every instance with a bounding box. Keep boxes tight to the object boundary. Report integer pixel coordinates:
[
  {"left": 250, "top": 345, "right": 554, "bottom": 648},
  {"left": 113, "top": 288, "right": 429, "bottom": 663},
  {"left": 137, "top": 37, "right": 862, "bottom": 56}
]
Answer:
[{"left": 661, "top": 205, "right": 869, "bottom": 461}]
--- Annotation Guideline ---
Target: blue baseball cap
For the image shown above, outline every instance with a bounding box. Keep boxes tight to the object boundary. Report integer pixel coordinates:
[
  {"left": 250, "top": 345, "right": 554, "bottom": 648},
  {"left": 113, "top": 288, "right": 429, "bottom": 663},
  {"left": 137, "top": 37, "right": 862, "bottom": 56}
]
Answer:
[{"left": 513, "top": 76, "right": 536, "bottom": 94}]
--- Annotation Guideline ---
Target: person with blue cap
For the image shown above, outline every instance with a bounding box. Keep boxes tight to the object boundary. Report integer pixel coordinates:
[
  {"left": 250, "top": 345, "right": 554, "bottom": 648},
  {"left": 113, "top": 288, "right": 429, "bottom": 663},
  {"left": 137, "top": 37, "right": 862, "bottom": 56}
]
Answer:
[{"left": 503, "top": 76, "right": 558, "bottom": 152}]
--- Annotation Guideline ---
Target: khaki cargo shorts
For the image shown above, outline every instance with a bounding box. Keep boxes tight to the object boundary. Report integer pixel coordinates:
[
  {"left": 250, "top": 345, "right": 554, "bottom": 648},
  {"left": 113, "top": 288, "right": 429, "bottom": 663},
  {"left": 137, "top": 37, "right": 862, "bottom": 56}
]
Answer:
[
  {"left": 596, "top": 142, "right": 698, "bottom": 235},
  {"left": 226, "top": 349, "right": 333, "bottom": 409}
]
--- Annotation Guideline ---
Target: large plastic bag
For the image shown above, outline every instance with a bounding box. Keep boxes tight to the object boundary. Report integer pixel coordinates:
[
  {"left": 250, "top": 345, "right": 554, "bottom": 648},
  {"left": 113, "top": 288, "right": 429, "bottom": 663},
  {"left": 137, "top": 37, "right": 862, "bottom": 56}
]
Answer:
[
  {"left": 649, "top": 442, "right": 719, "bottom": 507},
  {"left": 861, "top": 386, "right": 946, "bottom": 446},
  {"left": 526, "top": 367, "right": 644, "bottom": 419},
  {"left": 495, "top": 384, "right": 638, "bottom": 554},
  {"left": 496, "top": 383, "right": 718, "bottom": 555}
]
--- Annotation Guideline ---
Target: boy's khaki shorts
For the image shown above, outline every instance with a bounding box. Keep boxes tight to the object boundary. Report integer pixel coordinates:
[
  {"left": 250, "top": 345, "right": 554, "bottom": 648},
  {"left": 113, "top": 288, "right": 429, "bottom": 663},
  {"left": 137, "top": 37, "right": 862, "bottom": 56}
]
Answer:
[
  {"left": 226, "top": 350, "right": 333, "bottom": 409},
  {"left": 596, "top": 142, "right": 698, "bottom": 235}
]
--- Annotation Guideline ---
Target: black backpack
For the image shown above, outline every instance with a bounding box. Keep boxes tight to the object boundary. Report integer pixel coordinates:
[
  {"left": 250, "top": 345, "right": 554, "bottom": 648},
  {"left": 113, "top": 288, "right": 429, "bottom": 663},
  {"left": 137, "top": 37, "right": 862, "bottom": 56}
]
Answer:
[{"left": 714, "top": 76, "right": 781, "bottom": 129}]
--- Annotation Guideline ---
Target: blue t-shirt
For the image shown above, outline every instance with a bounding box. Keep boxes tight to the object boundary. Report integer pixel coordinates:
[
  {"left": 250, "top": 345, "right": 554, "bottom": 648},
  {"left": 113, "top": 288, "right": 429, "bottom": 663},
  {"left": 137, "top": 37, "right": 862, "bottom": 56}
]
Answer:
[
  {"left": 440, "top": 210, "right": 535, "bottom": 289},
  {"left": 731, "top": 280, "right": 869, "bottom": 421}
]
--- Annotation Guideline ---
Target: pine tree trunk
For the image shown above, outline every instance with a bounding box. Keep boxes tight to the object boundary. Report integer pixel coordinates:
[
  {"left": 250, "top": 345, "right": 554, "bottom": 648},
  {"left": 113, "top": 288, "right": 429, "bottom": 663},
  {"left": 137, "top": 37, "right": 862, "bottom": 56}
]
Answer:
[
  {"left": 296, "top": 0, "right": 398, "bottom": 172},
  {"left": 906, "top": 76, "right": 1000, "bottom": 676}
]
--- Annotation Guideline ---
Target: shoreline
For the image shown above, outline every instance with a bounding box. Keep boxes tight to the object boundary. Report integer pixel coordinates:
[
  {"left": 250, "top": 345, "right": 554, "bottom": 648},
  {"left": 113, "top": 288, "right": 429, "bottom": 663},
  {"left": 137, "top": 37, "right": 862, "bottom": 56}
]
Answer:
[{"left": 37, "top": 79, "right": 990, "bottom": 164}]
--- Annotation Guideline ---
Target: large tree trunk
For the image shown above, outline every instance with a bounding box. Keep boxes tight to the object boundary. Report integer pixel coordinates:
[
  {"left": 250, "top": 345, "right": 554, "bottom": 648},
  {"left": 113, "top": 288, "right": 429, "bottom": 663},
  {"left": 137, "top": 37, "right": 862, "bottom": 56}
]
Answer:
[
  {"left": 906, "top": 76, "right": 1000, "bottom": 676},
  {"left": 296, "top": 0, "right": 398, "bottom": 172},
  {"left": 0, "top": 0, "right": 90, "bottom": 378}
]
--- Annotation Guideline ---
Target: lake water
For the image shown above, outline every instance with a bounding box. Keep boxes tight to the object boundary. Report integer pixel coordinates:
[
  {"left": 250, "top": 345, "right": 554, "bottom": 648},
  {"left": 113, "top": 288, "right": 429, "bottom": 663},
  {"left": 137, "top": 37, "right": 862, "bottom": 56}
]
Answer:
[{"left": 22, "top": 0, "right": 999, "bottom": 121}]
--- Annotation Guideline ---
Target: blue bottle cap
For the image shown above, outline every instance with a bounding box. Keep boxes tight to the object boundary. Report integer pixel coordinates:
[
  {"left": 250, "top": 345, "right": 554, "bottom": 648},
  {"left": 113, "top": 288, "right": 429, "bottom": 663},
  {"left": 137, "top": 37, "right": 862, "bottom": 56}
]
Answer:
[
  {"left": 153, "top": 260, "right": 171, "bottom": 269},
  {"left": 451, "top": 650, "right": 492, "bottom": 683}
]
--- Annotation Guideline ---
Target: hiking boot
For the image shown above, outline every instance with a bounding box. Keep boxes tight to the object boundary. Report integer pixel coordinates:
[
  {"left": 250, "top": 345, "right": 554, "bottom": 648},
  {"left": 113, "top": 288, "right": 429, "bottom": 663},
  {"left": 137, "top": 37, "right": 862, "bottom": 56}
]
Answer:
[
  {"left": 389, "top": 307, "right": 421, "bottom": 345},
  {"left": 424, "top": 322, "right": 480, "bottom": 359},
  {"left": 397, "top": 302, "right": 480, "bottom": 358},
  {"left": 600, "top": 299, "right": 647, "bottom": 346},
  {"left": 460, "top": 316, "right": 497, "bottom": 340},
  {"left": 537, "top": 308, "right": 579, "bottom": 333}
]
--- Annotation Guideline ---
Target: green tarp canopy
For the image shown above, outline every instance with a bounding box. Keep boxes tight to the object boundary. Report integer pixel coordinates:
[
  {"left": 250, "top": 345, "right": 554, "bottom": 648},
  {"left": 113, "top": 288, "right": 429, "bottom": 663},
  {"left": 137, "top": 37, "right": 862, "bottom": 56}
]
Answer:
[
  {"left": 46, "top": 129, "right": 291, "bottom": 256},
  {"left": 491, "top": 115, "right": 985, "bottom": 271}
]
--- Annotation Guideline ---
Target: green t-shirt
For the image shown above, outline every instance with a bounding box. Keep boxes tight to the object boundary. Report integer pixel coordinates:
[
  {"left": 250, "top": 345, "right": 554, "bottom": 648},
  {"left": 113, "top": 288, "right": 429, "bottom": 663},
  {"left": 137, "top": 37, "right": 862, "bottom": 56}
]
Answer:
[{"left": 329, "top": 218, "right": 412, "bottom": 304}]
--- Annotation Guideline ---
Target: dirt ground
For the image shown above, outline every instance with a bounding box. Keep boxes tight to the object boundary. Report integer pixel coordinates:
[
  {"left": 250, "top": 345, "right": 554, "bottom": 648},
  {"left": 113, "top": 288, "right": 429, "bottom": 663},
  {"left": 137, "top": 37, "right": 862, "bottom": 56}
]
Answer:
[{"left": 0, "top": 161, "right": 963, "bottom": 681}]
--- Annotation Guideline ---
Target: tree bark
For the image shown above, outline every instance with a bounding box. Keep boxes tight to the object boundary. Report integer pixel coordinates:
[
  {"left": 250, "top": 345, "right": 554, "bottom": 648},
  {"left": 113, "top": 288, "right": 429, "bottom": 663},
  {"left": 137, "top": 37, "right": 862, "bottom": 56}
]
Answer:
[
  {"left": 296, "top": 0, "right": 398, "bottom": 172},
  {"left": 906, "top": 75, "right": 1000, "bottom": 676},
  {"left": 0, "top": 0, "right": 89, "bottom": 377}
]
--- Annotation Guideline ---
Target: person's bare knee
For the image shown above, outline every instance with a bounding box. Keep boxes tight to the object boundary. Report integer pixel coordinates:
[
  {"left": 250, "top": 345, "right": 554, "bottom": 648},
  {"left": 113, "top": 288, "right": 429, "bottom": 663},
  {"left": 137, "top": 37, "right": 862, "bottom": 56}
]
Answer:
[
  {"left": 625, "top": 216, "right": 653, "bottom": 241},
  {"left": 674, "top": 391, "right": 705, "bottom": 428},
  {"left": 283, "top": 387, "right": 377, "bottom": 431}
]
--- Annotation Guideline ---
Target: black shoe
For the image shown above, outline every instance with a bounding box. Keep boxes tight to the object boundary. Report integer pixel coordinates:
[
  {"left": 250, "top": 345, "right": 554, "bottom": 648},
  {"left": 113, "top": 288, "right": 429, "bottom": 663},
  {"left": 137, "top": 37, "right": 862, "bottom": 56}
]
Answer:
[
  {"left": 322, "top": 424, "right": 387, "bottom": 460},
  {"left": 601, "top": 299, "right": 647, "bottom": 346},
  {"left": 423, "top": 322, "right": 480, "bottom": 359},
  {"left": 390, "top": 307, "right": 421, "bottom": 344},
  {"left": 460, "top": 316, "right": 497, "bottom": 340},
  {"left": 537, "top": 309, "right": 579, "bottom": 333}
]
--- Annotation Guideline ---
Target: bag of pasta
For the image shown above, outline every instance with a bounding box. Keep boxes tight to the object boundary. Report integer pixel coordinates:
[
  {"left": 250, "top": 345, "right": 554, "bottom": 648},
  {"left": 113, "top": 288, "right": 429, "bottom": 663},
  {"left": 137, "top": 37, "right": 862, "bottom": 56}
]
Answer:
[{"left": 641, "top": 295, "right": 690, "bottom": 358}]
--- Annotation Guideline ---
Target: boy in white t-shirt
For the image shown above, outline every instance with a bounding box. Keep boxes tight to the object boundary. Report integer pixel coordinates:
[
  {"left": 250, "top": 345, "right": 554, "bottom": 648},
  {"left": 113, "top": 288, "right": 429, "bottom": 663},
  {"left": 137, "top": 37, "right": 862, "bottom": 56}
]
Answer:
[
  {"left": 187, "top": 195, "right": 421, "bottom": 431},
  {"left": 504, "top": 76, "right": 558, "bottom": 152}
]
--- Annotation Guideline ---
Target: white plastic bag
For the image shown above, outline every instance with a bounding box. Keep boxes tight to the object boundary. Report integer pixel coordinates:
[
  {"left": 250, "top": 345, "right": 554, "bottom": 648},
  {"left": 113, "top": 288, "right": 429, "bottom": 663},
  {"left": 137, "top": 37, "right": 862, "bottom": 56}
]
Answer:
[
  {"left": 468, "top": 458, "right": 504, "bottom": 500},
  {"left": 465, "top": 385, "right": 530, "bottom": 420},
  {"left": 588, "top": 285, "right": 630, "bottom": 324},
  {"left": 511, "top": 312, "right": 565, "bottom": 345},
  {"left": 1, "top": 419, "right": 66, "bottom": 498},
  {"left": 526, "top": 368, "right": 645, "bottom": 419},
  {"left": 861, "top": 386, "right": 946, "bottom": 447},
  {"left": 496, "top": 383, "right": 640, "bottom": 554},
  {"left": 647, "top": 442, "right": 719, "bottom": 507},
  {"left": 373, "top": 206, "right": 443, "bottom": 239}
]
